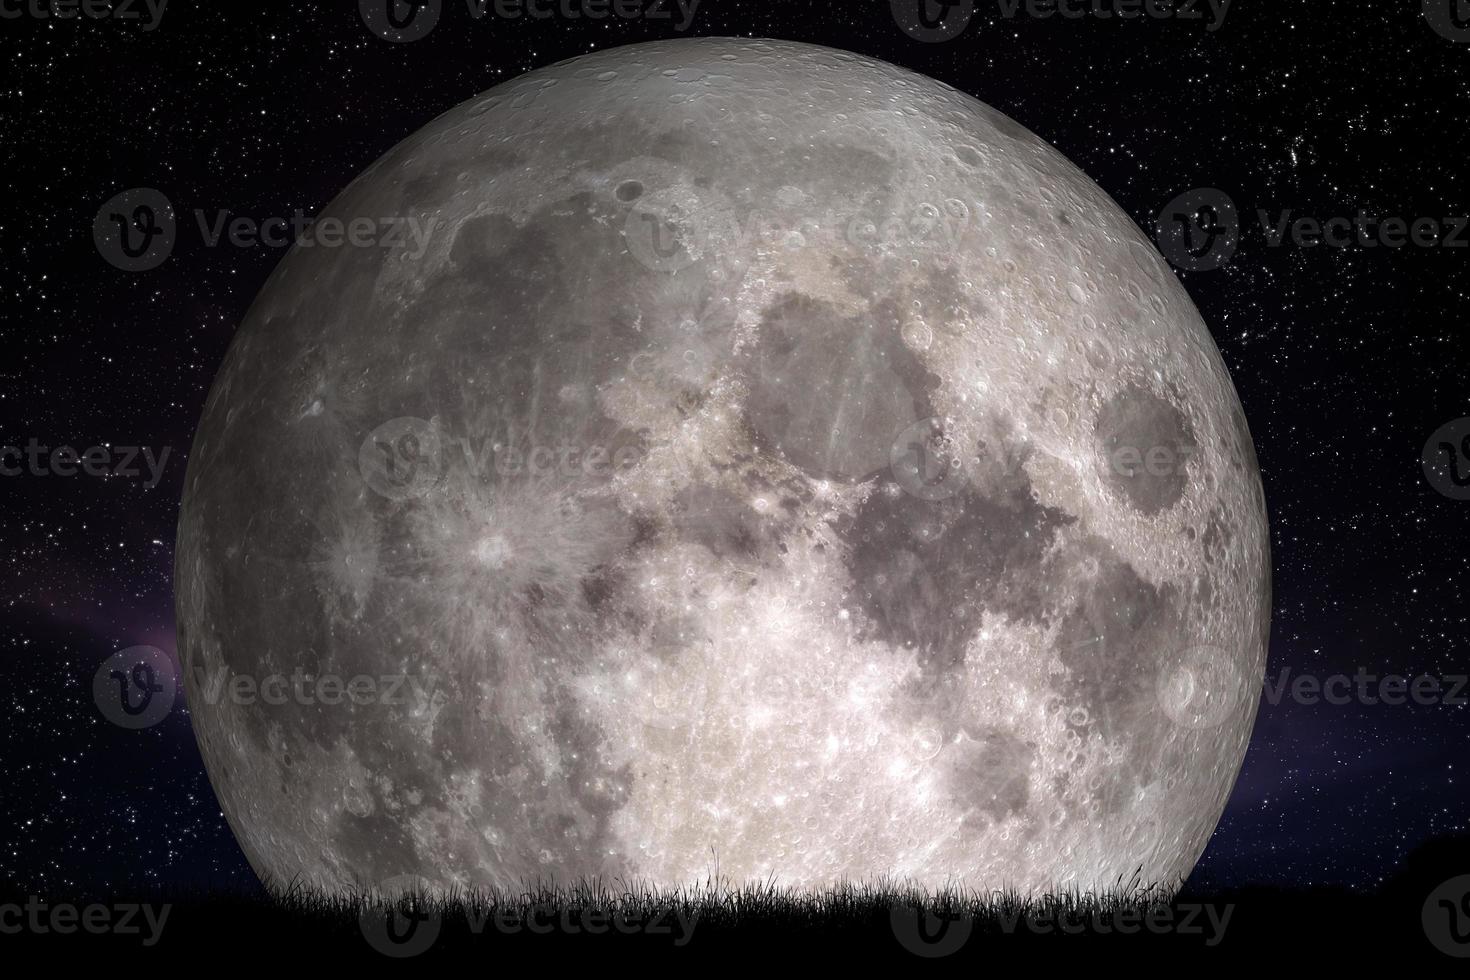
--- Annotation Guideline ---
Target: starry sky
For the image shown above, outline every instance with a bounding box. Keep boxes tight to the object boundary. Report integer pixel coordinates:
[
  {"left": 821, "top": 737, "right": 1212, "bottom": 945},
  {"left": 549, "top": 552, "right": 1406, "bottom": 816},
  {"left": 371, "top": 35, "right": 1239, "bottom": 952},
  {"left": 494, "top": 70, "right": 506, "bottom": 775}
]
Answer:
[{"left": 3, "top": 0, "right": 1468, "bottom": 896}]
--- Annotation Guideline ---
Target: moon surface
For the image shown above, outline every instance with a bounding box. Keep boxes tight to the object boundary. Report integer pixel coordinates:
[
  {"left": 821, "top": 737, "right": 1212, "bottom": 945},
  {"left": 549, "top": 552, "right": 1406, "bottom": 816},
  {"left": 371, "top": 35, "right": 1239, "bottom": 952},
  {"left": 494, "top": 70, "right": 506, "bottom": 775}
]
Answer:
[{"left": 175, "top": 38, "right": 1270, "bottom": 896}]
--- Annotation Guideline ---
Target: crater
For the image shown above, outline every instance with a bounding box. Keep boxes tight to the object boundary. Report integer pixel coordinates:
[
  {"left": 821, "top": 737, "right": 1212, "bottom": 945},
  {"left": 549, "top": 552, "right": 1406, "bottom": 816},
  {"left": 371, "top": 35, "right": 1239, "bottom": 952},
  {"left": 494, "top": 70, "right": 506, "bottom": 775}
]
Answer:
[{"left": 1094, "top": 384, "right": 1197, "bottom": 515}]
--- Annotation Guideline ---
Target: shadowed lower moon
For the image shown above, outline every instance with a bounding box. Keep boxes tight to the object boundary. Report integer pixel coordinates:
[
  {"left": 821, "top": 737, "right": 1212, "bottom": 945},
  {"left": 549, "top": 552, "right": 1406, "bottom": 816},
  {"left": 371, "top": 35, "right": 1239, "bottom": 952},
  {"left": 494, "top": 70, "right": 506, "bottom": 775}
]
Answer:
[{"left": 175, "top": 37, "right": 1270, "bottom": 895}]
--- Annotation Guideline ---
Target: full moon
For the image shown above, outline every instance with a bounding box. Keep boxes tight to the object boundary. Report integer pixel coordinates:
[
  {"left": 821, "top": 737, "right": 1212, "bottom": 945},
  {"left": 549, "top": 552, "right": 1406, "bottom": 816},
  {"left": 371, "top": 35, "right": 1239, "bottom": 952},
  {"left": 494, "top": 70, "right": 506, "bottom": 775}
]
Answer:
[{"left": 176, "top": 38, "right": 1270, "bottom": 896}]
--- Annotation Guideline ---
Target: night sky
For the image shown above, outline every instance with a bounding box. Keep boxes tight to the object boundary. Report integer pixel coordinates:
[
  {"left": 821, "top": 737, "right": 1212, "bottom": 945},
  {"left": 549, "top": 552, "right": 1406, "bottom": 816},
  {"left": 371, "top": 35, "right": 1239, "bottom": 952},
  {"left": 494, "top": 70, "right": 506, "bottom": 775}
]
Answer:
[{"left": 3, "top": 0, "right": 1469, "bottom": 898}]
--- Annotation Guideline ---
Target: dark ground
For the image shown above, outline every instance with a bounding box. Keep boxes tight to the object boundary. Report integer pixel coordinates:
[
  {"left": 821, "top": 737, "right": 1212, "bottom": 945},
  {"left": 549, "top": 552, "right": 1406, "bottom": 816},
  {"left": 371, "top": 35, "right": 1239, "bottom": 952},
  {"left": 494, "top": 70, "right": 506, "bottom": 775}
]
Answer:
[{"left": 5, "top": 835, "right": 1469, "bottom": 964}]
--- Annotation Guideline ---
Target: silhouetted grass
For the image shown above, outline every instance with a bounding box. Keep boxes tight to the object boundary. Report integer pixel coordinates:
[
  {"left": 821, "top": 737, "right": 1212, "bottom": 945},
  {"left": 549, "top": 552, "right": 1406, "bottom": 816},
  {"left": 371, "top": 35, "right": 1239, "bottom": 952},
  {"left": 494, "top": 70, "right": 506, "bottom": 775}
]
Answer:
[
  {"left": 4, "top": 846, "right": 1465, "bottom": 966},
  {"left": 290, "top": 869, "right": 1182, "bottom": 938}
]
